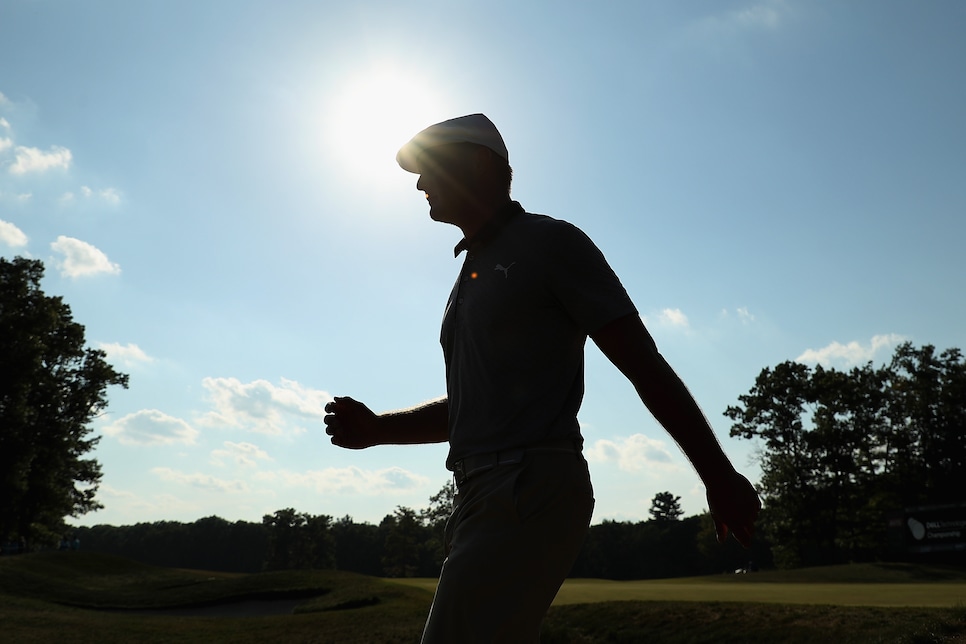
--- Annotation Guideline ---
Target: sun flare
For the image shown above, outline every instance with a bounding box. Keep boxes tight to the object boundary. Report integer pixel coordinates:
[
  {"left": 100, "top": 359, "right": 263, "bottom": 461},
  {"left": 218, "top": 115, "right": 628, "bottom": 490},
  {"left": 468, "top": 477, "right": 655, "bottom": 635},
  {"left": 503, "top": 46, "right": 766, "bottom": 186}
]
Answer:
[{"left": 326, "top": 67, "right": 448, "bottom": 183}]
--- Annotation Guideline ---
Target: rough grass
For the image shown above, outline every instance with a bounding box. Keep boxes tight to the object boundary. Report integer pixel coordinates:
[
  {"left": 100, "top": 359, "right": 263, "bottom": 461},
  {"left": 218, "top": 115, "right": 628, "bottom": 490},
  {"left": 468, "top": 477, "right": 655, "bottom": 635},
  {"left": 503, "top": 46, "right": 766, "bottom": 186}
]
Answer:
[
  {"left": 0, "top": 550, "right": 364, "bottom": 609},
  {"left": 2, "top": 553, "right": 966, "bottom": 643},
  {"left": 0, "top": 552, "right": 432, "bottom": 643}
]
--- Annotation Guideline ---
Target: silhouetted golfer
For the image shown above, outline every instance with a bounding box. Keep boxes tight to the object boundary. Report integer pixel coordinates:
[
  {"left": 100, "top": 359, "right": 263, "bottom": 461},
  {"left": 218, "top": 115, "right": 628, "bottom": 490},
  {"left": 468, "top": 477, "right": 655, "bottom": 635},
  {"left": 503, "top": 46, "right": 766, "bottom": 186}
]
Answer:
[{"left": 324, "top": 113, "right": 761, "bottom": 643}]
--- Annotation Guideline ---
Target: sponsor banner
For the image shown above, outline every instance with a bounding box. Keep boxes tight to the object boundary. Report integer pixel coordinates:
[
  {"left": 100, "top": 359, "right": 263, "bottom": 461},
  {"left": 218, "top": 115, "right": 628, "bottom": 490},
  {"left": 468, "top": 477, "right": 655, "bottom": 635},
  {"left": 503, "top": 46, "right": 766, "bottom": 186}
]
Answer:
[{"left": 889, "top": 502, "right": 966, "bottom": 554}]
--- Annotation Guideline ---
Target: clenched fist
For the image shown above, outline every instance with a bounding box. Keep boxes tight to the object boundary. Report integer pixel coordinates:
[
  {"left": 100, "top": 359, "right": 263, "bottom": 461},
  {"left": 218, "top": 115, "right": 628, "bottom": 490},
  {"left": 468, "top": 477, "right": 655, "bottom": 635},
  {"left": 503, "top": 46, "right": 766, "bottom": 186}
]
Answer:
[{"left": 323, "top": 396, "right": 381, "bottom": 449}]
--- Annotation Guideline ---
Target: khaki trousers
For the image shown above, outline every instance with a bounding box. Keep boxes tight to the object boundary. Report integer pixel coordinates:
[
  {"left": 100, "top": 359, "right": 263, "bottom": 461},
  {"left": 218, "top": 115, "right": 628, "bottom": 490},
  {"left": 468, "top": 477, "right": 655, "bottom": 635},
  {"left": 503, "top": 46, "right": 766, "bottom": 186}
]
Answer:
[{"left": 420, "top": 450, "right": 595, "bottom": 644}]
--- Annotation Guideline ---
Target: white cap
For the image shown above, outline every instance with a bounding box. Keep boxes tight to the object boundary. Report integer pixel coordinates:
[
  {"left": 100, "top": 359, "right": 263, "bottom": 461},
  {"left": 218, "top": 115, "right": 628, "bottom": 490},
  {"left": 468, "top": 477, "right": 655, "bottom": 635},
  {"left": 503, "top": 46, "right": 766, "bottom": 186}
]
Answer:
[{"left": 396, "top": 113, "right": 509, "bottom": 174}]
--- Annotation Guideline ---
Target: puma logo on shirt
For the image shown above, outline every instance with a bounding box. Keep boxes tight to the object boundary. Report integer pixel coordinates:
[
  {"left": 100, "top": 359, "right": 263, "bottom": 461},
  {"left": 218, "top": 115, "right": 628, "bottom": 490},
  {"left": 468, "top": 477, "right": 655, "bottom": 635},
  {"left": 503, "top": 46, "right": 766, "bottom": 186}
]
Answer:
[{"left": 494, "top": 262, "right": 516, "bottom": 278}]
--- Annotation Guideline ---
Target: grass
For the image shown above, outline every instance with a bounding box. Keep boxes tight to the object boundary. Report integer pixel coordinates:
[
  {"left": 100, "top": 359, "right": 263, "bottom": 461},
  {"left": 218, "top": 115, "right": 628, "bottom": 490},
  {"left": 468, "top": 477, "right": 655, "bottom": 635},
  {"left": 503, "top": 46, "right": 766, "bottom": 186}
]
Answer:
[
  {"left": 541, "top": 601, "right": 966, "bottom": 644},
  {"left": 2, "top": 553, "right": 966, "bottom": 643},
  {"left": 0, "top": 551, "right": 432, "bottom": 642},
  {"left": 390, "top": 563, "right": 966, "bottom": 608},
  {"left": 544, "top": 565, "right": 966, "bottom": 643}
]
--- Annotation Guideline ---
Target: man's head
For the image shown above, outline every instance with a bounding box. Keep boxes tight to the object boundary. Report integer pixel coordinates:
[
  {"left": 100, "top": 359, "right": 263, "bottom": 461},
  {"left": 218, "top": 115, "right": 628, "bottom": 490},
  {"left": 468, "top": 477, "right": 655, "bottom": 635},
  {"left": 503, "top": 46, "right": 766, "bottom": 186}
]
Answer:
[{"left": 397, "top": 114, "right": 513, "bottom": 228}]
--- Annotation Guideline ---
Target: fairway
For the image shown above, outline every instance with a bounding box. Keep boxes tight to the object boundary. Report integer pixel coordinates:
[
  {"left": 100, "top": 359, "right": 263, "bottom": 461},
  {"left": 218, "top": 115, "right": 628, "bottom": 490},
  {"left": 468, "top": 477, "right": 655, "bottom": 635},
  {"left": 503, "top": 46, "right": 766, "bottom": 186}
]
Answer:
[
  {"left": 554, "top": 579, "right": 966, "bottom": 608},
  {"left": 387, "top": 574, "right": 966, "bottom": 609}
]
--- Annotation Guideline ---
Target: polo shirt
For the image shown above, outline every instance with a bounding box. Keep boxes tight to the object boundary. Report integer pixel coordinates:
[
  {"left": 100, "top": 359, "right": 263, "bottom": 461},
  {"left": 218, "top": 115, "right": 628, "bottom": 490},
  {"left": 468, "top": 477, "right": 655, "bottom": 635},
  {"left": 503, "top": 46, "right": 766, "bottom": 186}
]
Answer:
[{"left": 441, "top": 201, "right": 638, "bottom": 469}]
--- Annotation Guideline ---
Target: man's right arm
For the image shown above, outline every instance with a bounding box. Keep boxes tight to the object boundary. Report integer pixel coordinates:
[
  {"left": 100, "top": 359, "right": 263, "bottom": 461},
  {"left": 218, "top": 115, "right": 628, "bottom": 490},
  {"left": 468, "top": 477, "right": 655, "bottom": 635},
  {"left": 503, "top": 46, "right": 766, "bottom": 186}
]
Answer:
[
  {"left": 590, "top": 313, "right": 760, "bottom": 546},
  {"left": 324, "top": 396, "right": 449, "bottom": 449}
]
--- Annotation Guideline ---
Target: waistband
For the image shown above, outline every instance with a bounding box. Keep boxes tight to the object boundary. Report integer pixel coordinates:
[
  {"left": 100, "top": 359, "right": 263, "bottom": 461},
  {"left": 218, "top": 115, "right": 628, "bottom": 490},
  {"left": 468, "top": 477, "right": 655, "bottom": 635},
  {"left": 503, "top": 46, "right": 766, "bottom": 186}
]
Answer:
[{"left": 451, "top": 436, "right": 582, "bottom": 487}]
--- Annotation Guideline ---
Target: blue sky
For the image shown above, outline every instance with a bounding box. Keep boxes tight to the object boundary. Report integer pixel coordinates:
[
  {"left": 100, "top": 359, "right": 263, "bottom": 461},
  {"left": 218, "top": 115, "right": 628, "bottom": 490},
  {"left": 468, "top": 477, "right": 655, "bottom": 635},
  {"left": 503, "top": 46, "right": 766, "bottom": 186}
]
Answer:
[{"left": 1, "top": 0, "right": 964, "bottom": 527}]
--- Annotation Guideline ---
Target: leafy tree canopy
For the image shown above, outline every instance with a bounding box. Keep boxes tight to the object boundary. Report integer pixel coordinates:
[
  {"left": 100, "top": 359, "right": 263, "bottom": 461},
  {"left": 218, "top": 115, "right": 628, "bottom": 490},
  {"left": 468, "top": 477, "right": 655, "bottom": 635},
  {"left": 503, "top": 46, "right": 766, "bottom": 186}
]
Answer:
[
  {"left": 0, "top": 257, "right": 128, "bottom": 546},
  {"left": 726, "top": 342, "right": 966, "bottom": 568}
]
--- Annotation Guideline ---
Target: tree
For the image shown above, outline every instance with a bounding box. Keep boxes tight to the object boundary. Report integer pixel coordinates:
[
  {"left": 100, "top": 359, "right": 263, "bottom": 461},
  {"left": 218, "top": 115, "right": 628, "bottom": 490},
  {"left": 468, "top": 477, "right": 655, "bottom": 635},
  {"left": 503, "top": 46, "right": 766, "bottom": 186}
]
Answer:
[
  {"left": 648, "top": 491, "right": 684, "bottom": 523},
  {"left": 883, "top": 344, "right": 966, "bottom": 505},
  {"left": 0, "top": 257, "right": 128, "bottom": 547},
  {"left": 381, "top": 506, "right": 427, "bottom": 577},
  {"left": 419, "top": 479, "right": 455, "bottom": 532},
  {"left": 419, "top": 480, "right": 455, "bottom": 571},
  {"left": 726, "top": 343, "right": 966, "bottom": 568},
  {"left": 262, "top": 508, "right": 335, "bottom": 570},
  {"left": 331, "top": 515, "right": 383, "bottom": 575}
]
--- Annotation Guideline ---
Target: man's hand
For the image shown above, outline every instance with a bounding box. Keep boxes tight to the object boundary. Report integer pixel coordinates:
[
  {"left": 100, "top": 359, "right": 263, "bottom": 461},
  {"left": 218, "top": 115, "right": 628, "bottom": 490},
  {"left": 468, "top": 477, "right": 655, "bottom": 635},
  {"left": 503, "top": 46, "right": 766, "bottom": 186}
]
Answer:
[
  {"left": 324, "top": 397, "right": 448, "bottom": 448},
  {"left": 324, "top": 396, "right": 381, "bottom": 449},
  {"left": 706, "top": 471, "right": 761, "bottom": 548}
]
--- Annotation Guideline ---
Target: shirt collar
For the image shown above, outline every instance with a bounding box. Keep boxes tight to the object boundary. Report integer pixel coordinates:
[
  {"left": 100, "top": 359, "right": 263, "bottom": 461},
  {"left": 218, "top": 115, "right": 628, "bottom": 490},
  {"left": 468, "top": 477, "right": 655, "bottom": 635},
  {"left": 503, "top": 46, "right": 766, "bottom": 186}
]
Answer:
[{"left": 453, "top": 201, "right": 524, "bottom": 257}]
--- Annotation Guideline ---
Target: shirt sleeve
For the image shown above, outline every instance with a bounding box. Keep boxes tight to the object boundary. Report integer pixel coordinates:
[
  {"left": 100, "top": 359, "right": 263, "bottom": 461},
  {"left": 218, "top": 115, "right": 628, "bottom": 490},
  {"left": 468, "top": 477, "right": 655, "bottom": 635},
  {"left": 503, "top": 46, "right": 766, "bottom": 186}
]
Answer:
[{"left": 542, "top": 220, "right": 638, "bottom": 334}]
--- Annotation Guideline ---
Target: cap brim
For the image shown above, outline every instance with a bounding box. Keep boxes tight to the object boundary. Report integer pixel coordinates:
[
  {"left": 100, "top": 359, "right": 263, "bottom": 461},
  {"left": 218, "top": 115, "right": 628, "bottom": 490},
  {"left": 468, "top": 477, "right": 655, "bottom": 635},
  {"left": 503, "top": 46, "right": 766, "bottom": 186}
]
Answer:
[{"left": 395, "top": 145, "right": 423, "bottom": 174}]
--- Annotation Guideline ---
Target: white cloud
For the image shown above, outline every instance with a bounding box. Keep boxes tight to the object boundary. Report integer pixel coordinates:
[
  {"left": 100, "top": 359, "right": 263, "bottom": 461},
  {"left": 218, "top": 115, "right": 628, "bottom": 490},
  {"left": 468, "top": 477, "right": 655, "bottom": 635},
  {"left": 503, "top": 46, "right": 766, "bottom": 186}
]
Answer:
[
  {"left": 732, "top": 2, "right": 785, "bottom": 29},
  {"left": 96, "top": 342, "right": 154, "bottom": 368},
  {"left": 211, "top": 441, "right": 273, "bottom": 468},
  {"left": 98, "top": 187, "right": 121, "bottom": 205},
  {"left": 88, "top": 485, "right": 203, "bottom": 523},
  {"left": 199, "top": 377, "right": 332, "bottom": 435},
  {"left": 641, "top": 309, "right": 690, "bottom": 328},
  {"left": 0, "top": 117, "right": 9, "bottom": 129},
  {"left": 102, "top": 409, "right": 200, "bottom": 446},
  {"left": 796, "top": 334, "right": 907, "bottom": 367},
  {"left": 76, "top": 186, "right": 121, "bottom": 206},
  {"left": 152, "top": 467, "right": 250, "bottom": 494},
  {"left": 60, "top": 186, "right": 122, "bottom": 206},
  {"left": 736, "top": 307, "right": 755, "bottom": 323},
  {"left": 584, "top": 434, "right": 680, "bottom": 473},
  {"left": 254, "top": 465, "right": 430, "bottom": 495},
  {"left": 95, "top": 484, "right": 141, "bottom": 503},
  {"left": 0, "top": 219, "right": 27, "bottom": 247},
  {"left": 721, "top": 306, "right": 756, "bottom": 324},
  {"left": 91, "top": 484, "right": 160, "bottom": 514},
  {"left": 698, "top": 0, "right": 790, "bottom": 34},
  {"left": 50, "top": 235, "right": 120, "bottom": 278},
  {"left": 659, "top": 308, "right": 689, "bottom": 328},
  {"left": 0, "top": 137, "right": 12, "bottom": 152},
  {"left": 9, "top": 145, "right": 72, "bottom": 175}
]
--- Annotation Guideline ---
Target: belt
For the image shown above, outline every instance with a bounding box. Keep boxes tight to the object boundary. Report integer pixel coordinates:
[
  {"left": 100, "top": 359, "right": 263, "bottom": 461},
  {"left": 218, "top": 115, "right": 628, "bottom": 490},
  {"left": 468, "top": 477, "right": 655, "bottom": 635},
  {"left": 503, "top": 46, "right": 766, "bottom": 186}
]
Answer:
[{"left": 452, "top": 437, "right": 581, "bottom": 487}]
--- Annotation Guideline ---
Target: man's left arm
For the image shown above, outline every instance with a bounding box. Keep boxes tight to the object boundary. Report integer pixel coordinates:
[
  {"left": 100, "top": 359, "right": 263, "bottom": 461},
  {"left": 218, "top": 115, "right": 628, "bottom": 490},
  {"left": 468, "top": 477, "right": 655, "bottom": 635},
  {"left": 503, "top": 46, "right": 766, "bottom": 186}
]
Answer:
[{"left": 590, "top": 313, "right": 761, "bottom": 547}]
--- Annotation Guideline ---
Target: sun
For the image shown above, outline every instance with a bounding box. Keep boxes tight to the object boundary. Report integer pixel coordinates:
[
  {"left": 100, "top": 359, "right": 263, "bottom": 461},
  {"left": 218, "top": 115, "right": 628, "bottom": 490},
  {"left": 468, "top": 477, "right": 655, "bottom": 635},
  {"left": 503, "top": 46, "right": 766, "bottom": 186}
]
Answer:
[{"left": 326, "top": 67, "right": 448, "bottom": 183}]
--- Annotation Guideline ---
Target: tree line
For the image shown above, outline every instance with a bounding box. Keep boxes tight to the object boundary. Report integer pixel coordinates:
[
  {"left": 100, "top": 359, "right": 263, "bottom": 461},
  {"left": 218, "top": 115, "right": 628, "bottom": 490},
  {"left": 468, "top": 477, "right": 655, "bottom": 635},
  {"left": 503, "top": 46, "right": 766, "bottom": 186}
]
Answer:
[
  {"left": 4, "top": 256, "right": 964, "bottom": 575},
  {"left": 67, "top": 488, "right": 763, "bottom": 579}
]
